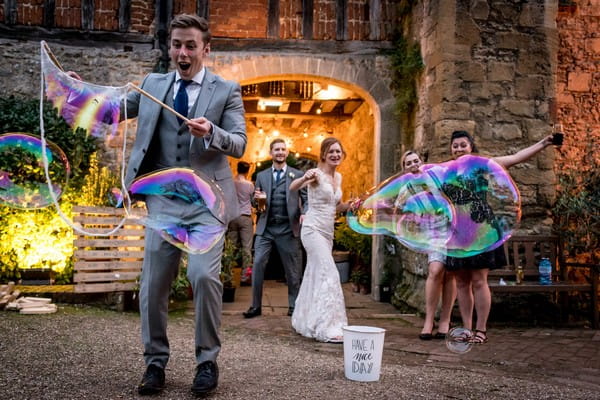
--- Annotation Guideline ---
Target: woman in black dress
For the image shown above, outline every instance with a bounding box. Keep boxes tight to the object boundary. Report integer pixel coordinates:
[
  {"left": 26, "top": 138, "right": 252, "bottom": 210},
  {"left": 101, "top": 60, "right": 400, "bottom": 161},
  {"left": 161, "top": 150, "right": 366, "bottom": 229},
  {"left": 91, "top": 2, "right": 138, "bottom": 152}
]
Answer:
[{"left": 445, "top": 130, "right": 554, "bottom": 343}]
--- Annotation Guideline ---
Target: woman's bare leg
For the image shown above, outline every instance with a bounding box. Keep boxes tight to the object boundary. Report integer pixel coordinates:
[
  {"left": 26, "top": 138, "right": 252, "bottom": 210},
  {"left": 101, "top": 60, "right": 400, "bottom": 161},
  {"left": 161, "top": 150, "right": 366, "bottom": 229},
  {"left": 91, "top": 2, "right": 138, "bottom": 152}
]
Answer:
[
  {"left": 438, "top": 270, "right": 456, "bottom": 333},
  {"left": 421, "top": 261, "right": 445, "bottom": 334},
  {"left": 454, "top": 269, "right": 474, "bottom": 330}
]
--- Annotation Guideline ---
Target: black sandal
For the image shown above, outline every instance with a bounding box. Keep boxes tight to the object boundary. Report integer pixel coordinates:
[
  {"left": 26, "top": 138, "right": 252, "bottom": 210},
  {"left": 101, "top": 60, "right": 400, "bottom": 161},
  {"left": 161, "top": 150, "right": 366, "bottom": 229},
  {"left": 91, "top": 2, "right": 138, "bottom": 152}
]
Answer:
[
  {"left": 434, "top": 331, "right": 447, "bottom": 339},
  {"left": 471, "top": 330, "right": 488, "bottom": 344},
  {"left": 419, "top": 332, "right": 433, "bottom": 340}
]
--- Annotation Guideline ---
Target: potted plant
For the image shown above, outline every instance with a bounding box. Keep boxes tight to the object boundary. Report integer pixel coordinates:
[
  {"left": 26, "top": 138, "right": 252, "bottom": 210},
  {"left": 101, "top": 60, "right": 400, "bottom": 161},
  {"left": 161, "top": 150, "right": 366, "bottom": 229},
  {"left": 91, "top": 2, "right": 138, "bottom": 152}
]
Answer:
[
  {"left": 349, "top": 268, "right": 362, "bottom": 292},
  {"left": 221, "top": 238, "right": 241, "bottom": 302},
  {"left": 333, "top": 218, "right": 372, "bottom": 269}
]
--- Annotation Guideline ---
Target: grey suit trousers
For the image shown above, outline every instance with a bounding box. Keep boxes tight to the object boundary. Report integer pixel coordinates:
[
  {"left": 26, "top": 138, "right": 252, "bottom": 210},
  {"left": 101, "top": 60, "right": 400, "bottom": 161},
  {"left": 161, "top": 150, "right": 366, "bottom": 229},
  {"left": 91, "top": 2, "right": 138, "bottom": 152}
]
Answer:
[
  {"left": 139, "top": 195, "right": 224, "bottom": 368},
  {"left": 251, "top": 225, "right": 303, "bottom": 309}
]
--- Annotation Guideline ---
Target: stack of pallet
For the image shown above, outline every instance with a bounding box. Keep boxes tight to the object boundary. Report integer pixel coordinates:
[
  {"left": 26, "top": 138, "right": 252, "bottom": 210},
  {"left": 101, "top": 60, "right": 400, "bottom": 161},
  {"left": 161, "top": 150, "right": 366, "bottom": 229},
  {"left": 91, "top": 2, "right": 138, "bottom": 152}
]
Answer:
[{"left": 0, "top": 282, "right": 57, "bottom": 314}]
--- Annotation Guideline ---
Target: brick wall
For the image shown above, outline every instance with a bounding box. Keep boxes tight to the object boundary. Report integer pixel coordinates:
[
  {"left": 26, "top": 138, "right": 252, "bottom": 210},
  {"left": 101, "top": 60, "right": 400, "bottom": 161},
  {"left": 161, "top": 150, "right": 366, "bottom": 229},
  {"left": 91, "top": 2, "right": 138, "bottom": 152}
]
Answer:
[
  {"left": 94, "top": 0, "right": 119, "bottom": 31},
  {"left": 210, "top": 0, "right": 269, "bottom": 39},
  {"left": 55, "top": 0, "right": 82, "bottom": 29},
  {"left": 17, "top": 0, "right": 44, "bottom": 26},
  {"left": 1, "top": 0, "right": 398, "bottom": 40},
  {"left": 556, "top": 0, "right": 600, "bottom": 173},
  {"left": 280, "top": 0, "right": 303, "bottom": 39},
  {"left": 130, "top": 0, "right": 154, "bottom": 34}
]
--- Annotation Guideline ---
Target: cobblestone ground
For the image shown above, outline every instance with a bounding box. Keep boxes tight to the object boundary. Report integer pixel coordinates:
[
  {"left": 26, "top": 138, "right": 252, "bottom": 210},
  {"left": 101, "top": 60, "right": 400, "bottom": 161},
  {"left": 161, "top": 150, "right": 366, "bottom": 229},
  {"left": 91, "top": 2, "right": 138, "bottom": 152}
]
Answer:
[{"left": 1, "top": 282, "right": 598, "bottom": 400}]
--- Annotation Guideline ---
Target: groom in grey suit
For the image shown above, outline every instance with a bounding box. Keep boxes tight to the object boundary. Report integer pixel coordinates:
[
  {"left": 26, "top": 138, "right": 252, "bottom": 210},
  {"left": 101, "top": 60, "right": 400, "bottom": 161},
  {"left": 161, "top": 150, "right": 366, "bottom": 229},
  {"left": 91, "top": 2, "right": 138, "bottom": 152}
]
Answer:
[
  {"left": 243, "top": 138, "right": 307, "bottom": 318},
  {"left": 122, "top": 14, "right": 246, "bottom": 396}
]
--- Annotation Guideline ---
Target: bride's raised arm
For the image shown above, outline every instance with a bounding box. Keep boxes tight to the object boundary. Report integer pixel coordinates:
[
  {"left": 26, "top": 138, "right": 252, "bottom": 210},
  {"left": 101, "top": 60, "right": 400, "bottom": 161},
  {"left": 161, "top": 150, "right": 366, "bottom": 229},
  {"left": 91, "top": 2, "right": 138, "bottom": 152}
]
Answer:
[{"left": 290, "top": 168, "right": 319, "bottom": 191}]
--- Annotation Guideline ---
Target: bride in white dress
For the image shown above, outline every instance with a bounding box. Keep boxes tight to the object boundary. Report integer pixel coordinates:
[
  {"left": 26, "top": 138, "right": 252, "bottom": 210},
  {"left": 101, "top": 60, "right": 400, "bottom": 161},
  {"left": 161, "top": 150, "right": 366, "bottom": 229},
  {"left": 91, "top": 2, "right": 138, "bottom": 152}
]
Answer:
[{"left": 289, "top": 137, "right": 349, "bottom": 343}]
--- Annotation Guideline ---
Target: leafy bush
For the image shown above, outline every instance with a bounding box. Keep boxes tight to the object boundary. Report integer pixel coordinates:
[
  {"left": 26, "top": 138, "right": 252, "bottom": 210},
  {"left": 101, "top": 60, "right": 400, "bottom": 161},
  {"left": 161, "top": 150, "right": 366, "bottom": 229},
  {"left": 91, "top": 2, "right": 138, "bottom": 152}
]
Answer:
[
  {"left": 0, "top": 97, "right": 99, "bottom": 282},
  {"left": 554, "top": 135, "right": 600, "bottom": 263}
]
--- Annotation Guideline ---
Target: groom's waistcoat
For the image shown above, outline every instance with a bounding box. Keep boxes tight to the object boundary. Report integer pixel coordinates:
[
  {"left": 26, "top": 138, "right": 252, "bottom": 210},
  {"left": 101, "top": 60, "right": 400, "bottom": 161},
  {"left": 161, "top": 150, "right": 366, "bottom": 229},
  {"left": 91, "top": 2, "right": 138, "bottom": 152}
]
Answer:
[
  {"left": 267, "top": 177, "right": 291, "bottom": 234},
  {"left": 154, "top": 84, "right": 194, "bottom": 168}
]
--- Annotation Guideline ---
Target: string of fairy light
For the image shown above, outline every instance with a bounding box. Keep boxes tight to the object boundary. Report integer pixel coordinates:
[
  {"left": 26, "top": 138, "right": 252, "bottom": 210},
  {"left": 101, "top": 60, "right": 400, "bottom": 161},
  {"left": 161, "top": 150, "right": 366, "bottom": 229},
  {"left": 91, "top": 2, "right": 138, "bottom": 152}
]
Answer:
[{"left": 252, "top": 126, "right": 328, "bottom": 167}]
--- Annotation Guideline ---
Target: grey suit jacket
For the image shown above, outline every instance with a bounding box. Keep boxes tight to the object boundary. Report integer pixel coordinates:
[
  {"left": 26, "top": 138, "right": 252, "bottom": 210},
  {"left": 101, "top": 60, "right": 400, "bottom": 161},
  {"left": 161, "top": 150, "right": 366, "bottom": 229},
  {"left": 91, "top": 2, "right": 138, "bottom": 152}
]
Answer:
[
  {"left": 123, "top": 70, "right": 247, "bottom": 224},
  {"left": 254, "top": 166, "right": 307, "bottom": 237}
]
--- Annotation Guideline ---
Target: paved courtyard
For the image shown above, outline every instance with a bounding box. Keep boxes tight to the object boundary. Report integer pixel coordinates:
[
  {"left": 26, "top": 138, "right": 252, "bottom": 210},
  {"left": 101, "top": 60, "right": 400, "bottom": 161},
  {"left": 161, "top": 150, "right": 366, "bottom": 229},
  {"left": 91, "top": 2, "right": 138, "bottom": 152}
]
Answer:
[{"left": 0, "top": 281, "right": 598, "bottom": 399}]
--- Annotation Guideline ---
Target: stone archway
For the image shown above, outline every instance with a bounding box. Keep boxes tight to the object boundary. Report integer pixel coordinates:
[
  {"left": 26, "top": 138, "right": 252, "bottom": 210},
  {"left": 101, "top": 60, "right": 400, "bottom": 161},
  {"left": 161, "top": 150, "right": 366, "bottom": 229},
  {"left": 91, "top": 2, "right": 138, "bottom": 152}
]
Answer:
[
  {"left": 207, "top": 52, "right": 400, "bottom": 298},
  {"left": 207, "top": 52, "right": 401, "bottom": 185}
]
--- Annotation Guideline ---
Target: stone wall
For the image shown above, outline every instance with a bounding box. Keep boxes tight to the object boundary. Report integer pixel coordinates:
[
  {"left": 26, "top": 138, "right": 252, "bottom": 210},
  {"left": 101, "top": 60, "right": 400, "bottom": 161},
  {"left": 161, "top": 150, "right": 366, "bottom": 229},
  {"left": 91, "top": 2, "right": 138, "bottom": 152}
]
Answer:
[{"left": 391, "top": 0, "right": 561, "bottom": 313}]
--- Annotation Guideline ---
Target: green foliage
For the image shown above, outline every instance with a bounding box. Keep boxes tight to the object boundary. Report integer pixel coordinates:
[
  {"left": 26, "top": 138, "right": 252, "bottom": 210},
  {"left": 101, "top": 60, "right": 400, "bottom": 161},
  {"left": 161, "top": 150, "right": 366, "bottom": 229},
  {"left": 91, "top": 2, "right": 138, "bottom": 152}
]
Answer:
[
  {"left": 388, "top": 33, "right": 424, "bottom": 116},
  {"left": 78, "top": 153, "right": 121, "bottom": 206},
  {"left": 553, "top": 137, "right": 600, "bottom": 262},
  {"left": 0, "top": 96, "right": 99, "bottom": 282},
  {"left": 0, "top": 96, "right": 98, "bottom": 186},
  {"left": 334, "top": 219, "right": 372, "bottom": 267},
  {"left": 220, "top": 238, "right": 239, "bottom": 288}
]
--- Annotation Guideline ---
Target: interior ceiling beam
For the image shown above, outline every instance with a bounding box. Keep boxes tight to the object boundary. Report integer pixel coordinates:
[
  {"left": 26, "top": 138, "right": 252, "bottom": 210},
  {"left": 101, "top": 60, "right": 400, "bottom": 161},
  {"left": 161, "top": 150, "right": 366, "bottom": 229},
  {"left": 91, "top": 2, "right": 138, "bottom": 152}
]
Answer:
[{"left": 245, "top": 112, "right": 351, "bottom": 121}]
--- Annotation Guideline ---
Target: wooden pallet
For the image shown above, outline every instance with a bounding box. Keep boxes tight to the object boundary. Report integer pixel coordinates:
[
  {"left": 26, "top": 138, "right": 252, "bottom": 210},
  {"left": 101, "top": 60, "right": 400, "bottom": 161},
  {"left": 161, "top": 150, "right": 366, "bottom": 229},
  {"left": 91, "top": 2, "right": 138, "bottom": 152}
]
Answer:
[{"left": 72, "top": 206, "right": 146, "bottom": 293}]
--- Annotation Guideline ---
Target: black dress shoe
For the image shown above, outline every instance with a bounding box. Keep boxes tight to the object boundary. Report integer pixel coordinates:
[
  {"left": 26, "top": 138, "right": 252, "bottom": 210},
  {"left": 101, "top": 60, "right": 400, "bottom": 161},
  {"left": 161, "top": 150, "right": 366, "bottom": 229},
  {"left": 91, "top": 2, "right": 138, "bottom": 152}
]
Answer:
[
  {"left": 418, "top": 332, "right": 433, "bottom": 341},
  {"left": 287, "top": 307, "right": 294, "bottom": 316},
  {"left": 191, "top": 361, "right": 219, "bottom": 395},
  {"left": 243, "top": 306, "right": 261, "bottom": 318},
  {"left": 138, "top": 364, "right": 165, "bottom": 395}
]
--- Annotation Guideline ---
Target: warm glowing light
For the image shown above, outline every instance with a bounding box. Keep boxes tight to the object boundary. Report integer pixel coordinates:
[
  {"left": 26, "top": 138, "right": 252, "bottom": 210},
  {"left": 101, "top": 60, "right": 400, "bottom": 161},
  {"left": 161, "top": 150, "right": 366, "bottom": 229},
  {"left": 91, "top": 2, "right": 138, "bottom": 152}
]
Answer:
[
  {"left": 258, "top": 99, "right": 283, "bottom": 109},
  {"left": 316, "top": 108, "right": 322, "bottom": 115},
  {"left": 272, "top": 130, "right": 280, "bottom": 137},
  {"left": 306, "top": 146, "right": 312, "bottom": 152},
  {"left": 258, "top": 128, "right": 264, "bottom": 134},
  {"left": 313, "top": 84, "right": 354, "bottom": 100},
  {"left": 303, "top": 132, "right": 309, "bottom": 138},
  {"left": 257, "top": 161, "right": 262, "bottom": 167},
  {"left": 295, "top": 152, "right": 300, "bottom": 157}
]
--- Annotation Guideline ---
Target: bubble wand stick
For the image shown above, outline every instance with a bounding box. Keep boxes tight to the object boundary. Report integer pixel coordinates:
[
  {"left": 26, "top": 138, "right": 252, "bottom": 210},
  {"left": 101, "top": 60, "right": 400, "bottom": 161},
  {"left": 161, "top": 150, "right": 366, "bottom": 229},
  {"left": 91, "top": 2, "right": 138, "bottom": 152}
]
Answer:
[{"left": 43, "top": 41, "right": 191, "bottom": 124}]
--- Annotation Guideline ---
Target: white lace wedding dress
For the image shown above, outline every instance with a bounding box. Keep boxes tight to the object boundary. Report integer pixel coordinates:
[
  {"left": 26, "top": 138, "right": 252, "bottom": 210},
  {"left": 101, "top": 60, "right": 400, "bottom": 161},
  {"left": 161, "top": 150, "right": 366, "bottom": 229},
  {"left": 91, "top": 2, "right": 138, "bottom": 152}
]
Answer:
[{"left": 291, "top": 170, "right": 348, "bottom": 342}]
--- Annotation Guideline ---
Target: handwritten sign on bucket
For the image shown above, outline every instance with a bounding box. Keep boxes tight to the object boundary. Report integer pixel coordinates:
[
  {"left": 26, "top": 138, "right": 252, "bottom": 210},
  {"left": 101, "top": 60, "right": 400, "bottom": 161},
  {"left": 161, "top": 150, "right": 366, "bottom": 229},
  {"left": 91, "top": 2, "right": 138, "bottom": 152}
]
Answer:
[{"left": 342, "top": 325, "right": 386, "bottom": 382}]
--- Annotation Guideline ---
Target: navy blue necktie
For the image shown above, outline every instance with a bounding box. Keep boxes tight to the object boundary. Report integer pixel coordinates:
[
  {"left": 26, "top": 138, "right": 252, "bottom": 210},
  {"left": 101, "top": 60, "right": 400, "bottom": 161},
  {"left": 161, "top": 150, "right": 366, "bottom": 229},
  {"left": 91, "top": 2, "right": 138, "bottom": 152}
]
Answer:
[
  {"left": 275, "top": 169, "right": 283, "bottom": 184},
  {"left": 174, "top": 80, "right": 191, "bottom": 124}
]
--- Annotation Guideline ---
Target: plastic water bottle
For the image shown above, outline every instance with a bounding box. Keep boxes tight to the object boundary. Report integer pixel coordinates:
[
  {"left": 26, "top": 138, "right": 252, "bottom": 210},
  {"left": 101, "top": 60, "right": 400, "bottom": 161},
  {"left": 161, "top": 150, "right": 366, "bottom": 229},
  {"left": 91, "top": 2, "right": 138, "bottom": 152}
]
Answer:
[{"left": 538, "top": 258, "right": 552, "bottom": 285}]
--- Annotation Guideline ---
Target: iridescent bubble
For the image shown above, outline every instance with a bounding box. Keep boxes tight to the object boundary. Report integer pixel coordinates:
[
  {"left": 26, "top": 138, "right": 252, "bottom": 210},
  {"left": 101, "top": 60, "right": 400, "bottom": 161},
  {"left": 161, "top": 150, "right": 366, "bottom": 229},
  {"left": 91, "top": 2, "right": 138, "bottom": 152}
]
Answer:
[
  {"left": 348, "top": 155, "right": 520, "bottom": 258},
  {"left": 142, "top": 216, "right": 226, "bottom": 255},
  {"left": 437, "top": 155, "right": 520, "bottom": 257},
  {"left": 445, "top": 327, "right": 473, "bottom": 354},
  {"left": 0, "top": 133, "right": 70, "bottom": 209},
  {"left": 347, "top": 164, "right": 455, "bottom": 255},
  {"left": 129, "top": 168, "right": 226, "bottom": 254},
  {"left": 108, "top": 187, "right": 123, "bottom": 208}
]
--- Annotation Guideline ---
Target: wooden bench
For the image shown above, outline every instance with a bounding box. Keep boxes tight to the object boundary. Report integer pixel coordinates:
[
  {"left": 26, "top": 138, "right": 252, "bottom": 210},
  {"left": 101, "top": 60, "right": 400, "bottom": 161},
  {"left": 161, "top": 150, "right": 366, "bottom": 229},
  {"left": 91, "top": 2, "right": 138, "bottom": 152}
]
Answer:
[
  {"left": 488, "top": 235, "right": 599, "bottom": 328},
  {"left": 72, "top": 206, "right": 146, "bottom": 293}
]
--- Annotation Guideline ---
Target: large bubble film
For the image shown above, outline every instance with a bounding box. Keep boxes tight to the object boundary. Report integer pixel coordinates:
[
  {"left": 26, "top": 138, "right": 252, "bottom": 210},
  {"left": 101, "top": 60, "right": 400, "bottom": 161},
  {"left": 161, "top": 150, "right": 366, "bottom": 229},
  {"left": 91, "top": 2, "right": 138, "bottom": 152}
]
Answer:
[
  {"left": 348, "top": 155, "right": 520, "bottom": 257},
  {"left": 129, "top": 168, "right": 227, "bottom": 254},
  {"left": 129, "top": 168, "right": 226, "bottom": 221},
  {"left": 142, "top": 216, "right": 226, "bottom": 254},
  {"left": 41, "top": 41, "right": 126, "bottom": 139},
  {"left": 347, "top": 164, "right": 455, "bottom": 254},
  {"left": 0, "top": 133, "right": 70, "bottom": 209}
]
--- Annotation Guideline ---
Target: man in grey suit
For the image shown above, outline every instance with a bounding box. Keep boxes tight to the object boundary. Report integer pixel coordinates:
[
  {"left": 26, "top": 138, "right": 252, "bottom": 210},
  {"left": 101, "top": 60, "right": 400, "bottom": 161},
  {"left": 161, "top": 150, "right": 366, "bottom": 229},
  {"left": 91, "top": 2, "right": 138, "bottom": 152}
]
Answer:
[
  {"left": 122, "top": 14, "right": 246, "bottom": 396},
  {"left": 243, "top": 138, "right": 307, "bottom": 318}
]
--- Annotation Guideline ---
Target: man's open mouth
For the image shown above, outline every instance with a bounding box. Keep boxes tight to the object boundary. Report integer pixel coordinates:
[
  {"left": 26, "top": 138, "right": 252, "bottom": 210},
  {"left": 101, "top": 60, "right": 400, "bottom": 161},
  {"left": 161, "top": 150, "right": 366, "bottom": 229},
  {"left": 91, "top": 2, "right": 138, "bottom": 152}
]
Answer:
[{"left": 179, "top": 62, "right": 191, "bottom": 71}]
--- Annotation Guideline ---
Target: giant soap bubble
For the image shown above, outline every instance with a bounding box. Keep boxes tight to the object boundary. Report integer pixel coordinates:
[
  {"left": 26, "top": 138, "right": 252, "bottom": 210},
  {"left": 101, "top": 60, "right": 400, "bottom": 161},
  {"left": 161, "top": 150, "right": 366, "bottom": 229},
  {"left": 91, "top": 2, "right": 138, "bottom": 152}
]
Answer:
[
  {"left": 348, "top": 155, "right": 520, "bottom": 257},
  {"left": 129, "top": 168, "right": 227, "bottom": 254},
  {"left": 0, "top": 133, "right": 70, "bottom": 209}
]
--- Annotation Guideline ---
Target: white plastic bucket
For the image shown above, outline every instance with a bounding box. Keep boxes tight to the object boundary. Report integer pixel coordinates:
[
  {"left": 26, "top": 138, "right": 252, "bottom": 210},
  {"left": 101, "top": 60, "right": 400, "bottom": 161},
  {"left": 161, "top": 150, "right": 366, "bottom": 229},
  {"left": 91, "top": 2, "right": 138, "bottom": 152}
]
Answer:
[{"left": 342, "top": 325, "right": 386, "bottom": 382}]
